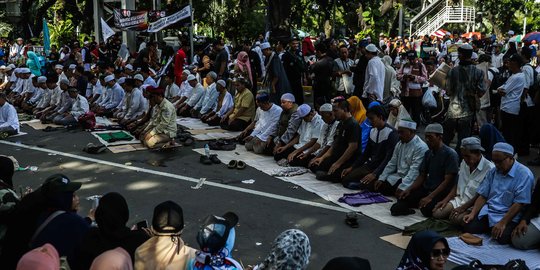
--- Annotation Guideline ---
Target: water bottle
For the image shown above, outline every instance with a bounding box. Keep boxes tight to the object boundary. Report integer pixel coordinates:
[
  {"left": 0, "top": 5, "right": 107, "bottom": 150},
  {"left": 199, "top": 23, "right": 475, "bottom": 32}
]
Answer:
[{"left": 204, "top": 144, "right": 210, "bottom": 157}]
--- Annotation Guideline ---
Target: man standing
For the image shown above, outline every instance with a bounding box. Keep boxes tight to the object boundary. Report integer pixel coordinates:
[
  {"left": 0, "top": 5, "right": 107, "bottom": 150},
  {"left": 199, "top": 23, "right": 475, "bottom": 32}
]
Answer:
[
  {"left": 309, "top": 43, "right": 334, "bottom": 107},
  {"left": 444, "top": 43, "right": 484, "bottom": 151},
  {"left": 0, "top": 92, "right": 19, "bottom": 138},
  {"left": 141, "top": 87, "right": 177, "bottom": 149},
  {"left": 9, "top": 38, "right": 24, "bottom": 63},
  {"left": 351, "top": 40, "right": 369, "bottom": 98},
  {"left": 174, "top": 42, "right": 189, "bottom": 85},
  {"left": 362, "top": 44, "right": 385, "bottom": 104},
  {"left": 281, "top": 38, "right": 305, "bottom": 104},
  {"left": 334, "top": 45, "right": 354, "bottom": 96},
  {"left": 213, "top": 40, "right": 229, "bottom": 81},
  {"left": 463, "top": 142, "right": 534, "bottom": 244},
  {"left": 261, "top": 42, "right": 291, "bottom": 103}
]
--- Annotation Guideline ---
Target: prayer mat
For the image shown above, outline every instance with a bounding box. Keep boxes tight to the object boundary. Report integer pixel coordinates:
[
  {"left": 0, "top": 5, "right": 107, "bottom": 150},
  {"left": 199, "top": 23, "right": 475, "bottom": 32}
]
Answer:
[
  {"left": 193, "top": 147, "right": 427, "bottom": 230},
  {"left": 447, "top": 234, "right": 540, "bottom": 269},
  {"left": 91, "top": 130, "right": 140, "bottom": 146},
  {"left": 107, "top": 144, "right": 147, "bottom": 154},
  {"left": 338, "top": 191, "right": 392, "bottom": 207}
]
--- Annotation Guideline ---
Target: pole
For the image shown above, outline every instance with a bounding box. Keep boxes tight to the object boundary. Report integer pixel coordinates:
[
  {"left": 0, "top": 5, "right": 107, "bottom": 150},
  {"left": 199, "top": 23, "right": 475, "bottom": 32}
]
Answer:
[
  {"left": 122, "top": 0, "right": 137, "bottom": 53},
  {"left": 523, "top": 6, "right": 527, "bottom": 36},
  {"left": 332, "top": 0, "right": 336, "bottom": 37},
  {"left": 189, "top": 0, "right": 194, "bottom": 63},
  {"left": 93, "top": 0, "right": 102, "bottom": 43},
  {"left": 398, "top": 6, "right": 403, "bottom": 37}
]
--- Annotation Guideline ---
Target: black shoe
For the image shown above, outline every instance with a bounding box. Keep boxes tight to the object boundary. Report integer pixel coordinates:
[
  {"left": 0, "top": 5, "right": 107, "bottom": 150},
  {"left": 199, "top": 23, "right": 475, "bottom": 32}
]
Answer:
[
  {"left": 209, "top": 154, "right": 221, "bottom": 164},
  {"left": 315, "top": 171, "right": 330, "bottom": 181},
  {"left": 199, "top": 155, "right": 212, "bottom": 165},
  {"left": 236, "top": 160, "right": 246, "bottom": 170}
]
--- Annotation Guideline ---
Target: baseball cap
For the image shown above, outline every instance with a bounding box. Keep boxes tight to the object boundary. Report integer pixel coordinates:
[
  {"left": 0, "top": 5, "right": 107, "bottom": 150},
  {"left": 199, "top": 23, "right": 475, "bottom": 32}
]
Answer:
[
  {"left": 461, "top": 137, "right": 484, "bottom": 151},
  {"left": 297, "top": 104, "right": 312, "bottom": 118},
  {"left": 425, "top": 123, "right": 444, "bottom": 134},
  {"left": 40, "top": 174, "right": 81, "bottom": 196},
  {"left": 196, "top": 212, "right": 239, "bottom": 254},
  {"left": 152, "top": 201, "right": 184, "bottom": 234}
]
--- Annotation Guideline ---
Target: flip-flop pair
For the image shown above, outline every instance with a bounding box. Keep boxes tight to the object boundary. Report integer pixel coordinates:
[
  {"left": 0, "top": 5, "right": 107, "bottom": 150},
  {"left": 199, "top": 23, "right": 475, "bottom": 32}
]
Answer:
[{"left": 227, "top": 160, "right": 246, "bottom": 170}]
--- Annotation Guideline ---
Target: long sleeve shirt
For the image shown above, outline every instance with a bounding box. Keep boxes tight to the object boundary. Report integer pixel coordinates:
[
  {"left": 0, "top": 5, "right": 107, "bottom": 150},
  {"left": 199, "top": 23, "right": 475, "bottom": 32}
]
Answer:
[
  {"left": 97, "top": 88, "right": 110, "bottom": 107},
  {"left": 104, "top": 83, "right": 125, "bottom": 110},
  {"left": 28, "top": 87, "right": 44, "bottom": 104},
  {"left": 215, "top": 92, "right": 233, "bottom": 118},
  {"left": 313, "top": 120, "right": 339, "bottom": 156},
  {"left": 56, "top": 92, "right": 73, "bottom": 113},
  {"left": 251, "top": 105, "right": 283, "bottom": 141},
  {"left": 50, "top": 86, "right": 63, "bottom": 107},
  {"left": 186, "top": 83, "right": 204, "bottom": 107},
  {"left": 353, "top": 123, "right": 399, "bottom": 176},
  {"left": 124, "top": 88, "right": 146, "bottom": 120},
  {"left": 362, "top": 56, "right": 385, "bottom": 101},
  {"left": 0, "top": 102, "right": 19, "bottom": 131},
  {"left": 449, "top": 156, "right": 494, "bottom": 208},
  {"left": 379, "top": 135, "right": 429, "bottom": 190},
  {"left": 179, "top": 81, "right": 193, "bottom": 98},
  {"left": 165, "top": 83, "right": 180, "bottom": 100},
  {"left": 147, "top": 99, "right": 177, "bottom": 138},
  {"left": 199, "top": 83, "right": 220, "bottom": 114},
  {"left": 35, "top": 88, "right": 52, "bottom": 108},
  {"left": 70, "top": 95, "right": 90, "bottom": 118},
  {"left": 294, "top": 113, "right": 324, "bottom": 151}
]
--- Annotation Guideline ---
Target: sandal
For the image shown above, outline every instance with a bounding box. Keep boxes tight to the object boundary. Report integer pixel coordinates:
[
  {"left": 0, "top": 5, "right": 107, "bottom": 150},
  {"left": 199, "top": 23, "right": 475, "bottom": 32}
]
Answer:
[
  {"left": 236, "top": 161, "right": 246, "bottom": 170},
  {"left": 209, "top": 154, "right": 221, "bottom": 164},
  {"left": 228, "top": 160, "right": 237, "bottom": 169},
  {"left": 345, "top": 212, "right": 359, "bottom": 228}
]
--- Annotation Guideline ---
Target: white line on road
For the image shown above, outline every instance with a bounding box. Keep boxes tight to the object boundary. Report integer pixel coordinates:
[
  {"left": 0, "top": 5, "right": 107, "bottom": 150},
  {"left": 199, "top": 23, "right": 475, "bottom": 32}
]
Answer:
[{"left": 1, "top": 140, "right": 350, "bottom": 213}]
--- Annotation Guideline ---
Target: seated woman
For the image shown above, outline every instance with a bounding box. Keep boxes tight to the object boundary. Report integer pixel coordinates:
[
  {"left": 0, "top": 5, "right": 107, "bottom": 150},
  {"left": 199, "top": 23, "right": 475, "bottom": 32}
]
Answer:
[
  {"left": 248, "top": 229, "right": 311, "bottom": 270},
  {"left": 511, "top": 178, "right": 540, "bottom": 250},
  {"left": 396, "top": 230, "right": 450, "bottom": 270}
]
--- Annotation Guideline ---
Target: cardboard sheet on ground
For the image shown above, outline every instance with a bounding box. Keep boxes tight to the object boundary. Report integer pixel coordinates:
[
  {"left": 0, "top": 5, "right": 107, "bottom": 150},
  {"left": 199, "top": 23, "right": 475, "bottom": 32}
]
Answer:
[
  {"left": 9, "top": 132, "right": 28, "bottom": 138},
  {"left": 380, "top": 233, "right": 411, "bottom": 249},
  {"left": 107, "top": 143, "right": 147, "bottom": 153},
  {"left": 95, "top": 117, "right": 117, "bottom": 127},
  {"left": 21, "top": 119, "right": 64, "bottom": 130},
  {"left": 447, "top": 235, "right": 540, "bottom": 269},
  {"left": 193, "top": 131, "right": 242, "bottom": 141},
  {"left": 176, "top": 118, "right": 216, "bottom": 130},
  {"left": 193, "top": 147, "right": 426, "bottom": 229},
  {"left": 91, "top": 130, "right": 140, "bottom": 146},
  {"left": 177, "top": 118, "right": 242, "bottom": 141}
]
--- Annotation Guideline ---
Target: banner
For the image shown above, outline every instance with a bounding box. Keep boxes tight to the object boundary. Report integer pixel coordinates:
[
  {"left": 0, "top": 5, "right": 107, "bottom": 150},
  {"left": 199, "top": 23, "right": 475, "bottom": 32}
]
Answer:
[
  {"left": 42, "top": 19, "right": 50, "bottom": 56},
  {"left": 101, "top": 18, "right": 115, "bottom": 42},
  {"left": 114, "top": 9, "right": 148, "bottom": 30},
  {"left": 147, "top": 5, "right": 191, "bottom": 33}
]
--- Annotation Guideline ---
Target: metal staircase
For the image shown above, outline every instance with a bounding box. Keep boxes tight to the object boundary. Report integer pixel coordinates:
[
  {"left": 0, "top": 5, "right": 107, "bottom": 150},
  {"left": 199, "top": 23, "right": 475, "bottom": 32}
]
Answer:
[{"left": 410, "top": 0, "right": 476, "bottom": 37}]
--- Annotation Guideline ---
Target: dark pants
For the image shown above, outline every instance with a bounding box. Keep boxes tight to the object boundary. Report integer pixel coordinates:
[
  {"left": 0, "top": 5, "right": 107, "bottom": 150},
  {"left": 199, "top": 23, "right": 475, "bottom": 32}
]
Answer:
[
  {"left": 290, "top": 78, "right": 304, "bottom": 105},
  {"left": 501, "top": 111, "right": 522, "bottom": 151},
  {"left": 273, "top": 147, "right": 295, "bottom": 161},
  {"left": 0, "top": 126, "right": 18, "bottom": 136},
  {"left": 443, "top": 116, "right": 473, "bottom": 152},
  {"left": 403, "top": 96, "right": 423, "bottom": 124},
  {"left": 313, "top": 80, "right": 332, "bottom": 108},
  {"left": 309, "top": 154, "right": 352, "bottom": 183},
  {"left": 289, "top": 154, "right": 315, "bottom": 168},
  {"left": 376, "top": 180, "right": 402, "bottom": 196},
  {"left": 220, "top": 118, "right": 249, "bottom": 131},
  {"left": 392, "top": 186, "right": 449, "bottom": 217},
  {"left": 342, "top": 164, "right": 373, "bottom": 189},
  {"left": 463, "top": 216, "right": 518, "bottom": 245},
  {"left": 517, "top": 105, "right": 531, "bottom": 155},
  {"left": 205, "top": 116, "right": 222, "bottom": 126},
  {"left": 179, "top": 105, "right": 193, "bottom": 117}
]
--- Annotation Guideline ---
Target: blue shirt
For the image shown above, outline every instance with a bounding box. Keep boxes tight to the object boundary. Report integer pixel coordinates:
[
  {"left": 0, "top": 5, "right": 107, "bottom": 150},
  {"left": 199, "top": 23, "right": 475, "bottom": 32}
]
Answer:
[
  {"left": 477, "top": 160, "right": 534, "bottom": 226},
  {"left": 104, "top": 83, "right": 125, "bottom": 109}
]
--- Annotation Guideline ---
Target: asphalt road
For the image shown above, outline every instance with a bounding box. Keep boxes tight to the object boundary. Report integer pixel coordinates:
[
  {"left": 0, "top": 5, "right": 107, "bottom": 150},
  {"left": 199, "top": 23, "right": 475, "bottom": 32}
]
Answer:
[{"left": 10, "top": 124, "right": 537, "bottom": 269}]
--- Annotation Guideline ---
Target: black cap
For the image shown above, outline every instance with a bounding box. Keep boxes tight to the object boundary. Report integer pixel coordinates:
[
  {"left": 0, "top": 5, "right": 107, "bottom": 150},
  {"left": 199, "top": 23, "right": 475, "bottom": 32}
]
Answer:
[
  {"left": 40, "top": 174, "right": 81, "bottom": 196},
  {"left": 152, "top": 201, "right": 184, "bottom": 234},
  {"left": 196, "top": 212, "right": 238, "bottom": 254}
]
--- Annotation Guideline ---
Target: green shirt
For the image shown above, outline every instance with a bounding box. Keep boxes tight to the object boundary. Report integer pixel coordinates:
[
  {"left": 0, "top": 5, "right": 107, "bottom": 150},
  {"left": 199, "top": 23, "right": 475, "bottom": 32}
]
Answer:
[{"left": 149, "top": 98, "right": 177, "bottom": 138}]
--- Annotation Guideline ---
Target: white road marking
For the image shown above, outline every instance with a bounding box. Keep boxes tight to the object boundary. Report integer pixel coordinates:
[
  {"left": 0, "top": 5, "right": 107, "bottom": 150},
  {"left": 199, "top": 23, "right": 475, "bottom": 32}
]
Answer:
[{"left": 1, "top": 140, "right": 350, "bottom": 213}]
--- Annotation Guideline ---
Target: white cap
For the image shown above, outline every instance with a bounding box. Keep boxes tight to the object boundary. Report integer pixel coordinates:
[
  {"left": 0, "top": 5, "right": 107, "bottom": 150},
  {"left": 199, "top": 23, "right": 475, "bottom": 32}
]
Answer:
[
  {"left": 217, "top": 79, "right": 226, "bottom": 88},
  {"left": 19, "top": 68, "right": 31, "bottom": 73},
  {"left": 460, "top": 43, "right": 473, "bottom": 51},
  {"left": 7, "top": 64, "right": 16, "bottom": 70},
  {"left": 104, "top": 75, "right": 115, "bottom": 83},
  {"left": 319, "top": 103, "right": 333, "bottom": 112},
  {"left": 260, "top": 42, "right": 271, "bottom": 50},
  {"left": 398, "top": 119, "right": 417, "bottom": 130},
  {"left": 125, "top": 64, "right": 133, "bottom": 70},
  {"left": 187, "top": 74, "right": 197, "bottom": 81},
  {"left": 37, "top": 76, "right": 47, "bottom": 83},
  {"left": 55, "top": 64, "right": 63, "bottom": 69},
  {"left": 3, "top": 66, "right": 12, "bottom": 71},
  {"left": 117, "top": 77, "right": 126, "bottom": 84},
  {"left": 508, "top": 30, "right": 515, "bottom": 35},
  {"left": 69, "top": 64, "right": 77, "bottom": 70},
  {"left": 182, "top": 70, "right": 191, "bottom": 75},
  {"left": 133, "top": 74, "right": 144, "bottom": 81},
  {"left": 0, "top": 65, "right": 6, "bottom": 70},
  {"left": 59, "top": 78, "right": 70, "bottom": 85},
  {"left": 365, "top": 44, "right": 378, "bottom": 53},
  {"left": 297, "top": 104, "right": 312, "bottom": 118}
]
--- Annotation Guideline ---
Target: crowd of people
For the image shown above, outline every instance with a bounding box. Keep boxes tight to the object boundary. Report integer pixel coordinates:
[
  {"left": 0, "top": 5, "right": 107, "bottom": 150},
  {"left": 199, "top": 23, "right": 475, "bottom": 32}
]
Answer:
[{"left": 0, "top": 26, "right": 539, "bottom": 269}]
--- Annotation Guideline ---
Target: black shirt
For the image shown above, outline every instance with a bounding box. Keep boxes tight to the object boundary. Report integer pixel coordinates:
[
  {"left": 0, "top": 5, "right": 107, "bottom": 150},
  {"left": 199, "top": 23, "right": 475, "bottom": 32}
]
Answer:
[
  {"left": 214, "top": 49, "right": 228, "bottom": 78},
  {"left": 282, "top": 50, "right": 304, "bottom": 81},
  {"left": 331, "top": 116, "right": 361, "bottom": 159}
]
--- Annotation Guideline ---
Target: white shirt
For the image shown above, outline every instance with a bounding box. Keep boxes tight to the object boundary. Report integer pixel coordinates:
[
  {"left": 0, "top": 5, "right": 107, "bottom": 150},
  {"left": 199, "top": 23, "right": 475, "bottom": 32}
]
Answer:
[
  {"left": 179, "top": 81, "right": 193, "bottom": 98},
  {"left": 0, "top": 102, "right": 19, "bottom": 131},
  {"left": 92, "top": 81, "right": 103, "bottom": 96},
  {"left": 250, "top": 104, "right": 283, "bottom": 141},
  {"left": 491, "top": 53, "right": 504, "bottom": 69},
  {"left": 35, "top": 88, "right": 51, "bottom": 108},
  {"left": 294, "top": 113, "right": 323, "bottom": 151},
  {"left": 215, "top": 91, "right": 233, "bottom": 118},
  {"left": 378, "top": 135, "right": 429, "bottom": 190},
  {"left": 450, "top": 156, "right": 495, "bottom": 208},
  {"left": 165, "top": 83, "right": 180, "bottom": 100},
  {"left": 500, "top": 72, "right": 525, "bottom": 115},
  {"left": 334, "top": 58, "right": 354, "bottom": 93},
  {"left": 28, "top": 87, "right": 44, "bottom": 104},
  {"left": 363, "top": 56, "right": 385, "bottom": 101},
  {"left": 314, "top": 120, "right": 339, "bottom": 156},
  {"left": 521, "top": 64, "right": 536, "bottom": 107},
  {"left": 124, "top": 88, "right": 146, "bottom": 119},
  {"left": 186, "top": 83, "right": 204, "bottom": 107},
  {"left": 50, "top": 86, "right": 63, "bottom": 107},
  {"left": 104, "top": 83, "right": 125, "bottom": 110},
  {"left": 143, "top": 76, "right": 157, "bottom": 88},
  {"left": 70, "top": 94, "right": 89, "bottom": 118}
]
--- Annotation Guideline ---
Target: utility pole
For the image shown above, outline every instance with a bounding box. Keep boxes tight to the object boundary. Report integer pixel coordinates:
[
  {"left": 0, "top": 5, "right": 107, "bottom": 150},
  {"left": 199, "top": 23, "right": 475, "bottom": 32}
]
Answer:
[
  {"left": 331, "top": 0, "right": 336, "bottom": 37},
  {"left": 122, "top": 0, "right": 137, "bottom": 53},
  {"left": 398, "top": 6, "right": 403, "bottom": 37},
  {"left": 189, "top": 0, "right": 194, "bottom": 62},
  {"left": 93, "top": 0, "right": 103, "bottom": 43}
]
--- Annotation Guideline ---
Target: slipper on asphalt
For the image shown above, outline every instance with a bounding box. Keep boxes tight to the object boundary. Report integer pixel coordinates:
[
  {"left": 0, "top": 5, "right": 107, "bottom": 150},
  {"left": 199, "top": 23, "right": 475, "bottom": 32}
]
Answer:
[
  {"left": 236, "top": 161, "right": 246, "bottom": 170},
  {"left": 345, "top": 212, "right": 359, "bottom": 228},
  {"left": 228, "top": 160, "right": 237, "bottom": 169},
  {"left": 200, "top": 155, "right": 213, "bottom": 165},
  {"left": 0, "top": 132, "right": 9, "bottom": 140},
  {"left": 83, "top": 143, "right": 107, "bottom": 154},
  {"left": 209, "top": 154, "right": 221, "bottom": 164},
  {"left": 183, "top": 138, "right": 194, "bottom": 146}
]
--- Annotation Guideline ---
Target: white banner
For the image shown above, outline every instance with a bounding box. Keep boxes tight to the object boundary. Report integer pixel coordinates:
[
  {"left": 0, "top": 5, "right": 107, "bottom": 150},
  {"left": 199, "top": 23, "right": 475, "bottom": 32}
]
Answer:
[
  {"left": 101, "top": 18, "right": 115, "bottom": 41},
  {"left": 147, "top": 5, "right": 191, "bottom": 33}
]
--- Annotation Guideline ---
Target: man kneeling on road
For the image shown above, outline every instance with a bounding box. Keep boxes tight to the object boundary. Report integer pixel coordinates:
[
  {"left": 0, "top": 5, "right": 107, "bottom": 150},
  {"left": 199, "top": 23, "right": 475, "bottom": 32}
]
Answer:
[
  {"left": 140, "top": 86, "right": 177, "bottom": 149},
  {"left": 53, "top": 88, "right": 89, "bottom": 126},
  {"left": 243, "top": 92, "right": 282, "bottom": 154},
  {"left": 462, "top": 142, "right": 534, "bottom": 244}
]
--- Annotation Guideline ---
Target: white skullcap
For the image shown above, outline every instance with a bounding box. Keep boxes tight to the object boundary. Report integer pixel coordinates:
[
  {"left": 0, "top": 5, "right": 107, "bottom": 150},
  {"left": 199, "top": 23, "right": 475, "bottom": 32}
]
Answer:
[
  {"left": 19, "top": 68, "right": 31, "bottom": 73},
  {"left": 59, "top": 78, "right": 70, "bottom": 85},
  {"left": 187, "top": 74, "right": 197, "bottom": 81},
  {"left": 182, "top": 70, "right": 191, "bottom": 75},
  {"left": 319, "top": 103, "right": 333, "bottom": 112},
  {"left": 7, "top": 64, "right": 16, "bottom": 69},
  {"left": 133, "top": 74, "right": 144, "bottom": 81},
  {"left": 260, "top": 42, "right": 271, "bottom": 50},
  {"left": 217, "top": 80, "right": 226, "bottom": 88},
  {"left": 37, "top": 76, "right": 47, "bottom": 83},
  {"left": 281, "top": 93, "right": 295, "bottom": 102},
  {"left": 68, "top": 64, "right": 77, "bottom": 70},
  {"left": 398, "top": 119, "right": 417, "bottom": 131},
  {"left": 104, "top": 75, "right": 115, "bottom": 83},
  {"left": 389, "top": 99, "right": 402, "bottom": 107},
  {"left": 55, "top": 64, "right": 63, "bottom": 69},
  {"left": 365, "top": 44, "right": 378, "bottom": 53},
  {"left": 125, "top": 64, "right": 133, "bottom": 70},
  {"left": 117, "top": 77, "right": 126, "bottom": 84},
  {"left": 297, "top": 104, "right": 312, "bottom": 118}
]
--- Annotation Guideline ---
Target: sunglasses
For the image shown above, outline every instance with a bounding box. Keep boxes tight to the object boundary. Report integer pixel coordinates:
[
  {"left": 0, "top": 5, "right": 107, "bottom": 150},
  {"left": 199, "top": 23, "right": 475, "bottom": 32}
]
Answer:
[{"left": 431, "top": 248, "right": 450, "bottom": 258}]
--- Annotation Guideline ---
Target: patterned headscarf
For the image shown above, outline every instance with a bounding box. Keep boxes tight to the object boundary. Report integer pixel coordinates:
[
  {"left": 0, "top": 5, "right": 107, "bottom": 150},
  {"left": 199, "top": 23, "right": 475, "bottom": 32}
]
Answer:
[
  {"left": 257, "top": 229, "right": 311, "bottom": 270},
  {"left": 236, "top": 51, "right": 252, "bottom": 84}
]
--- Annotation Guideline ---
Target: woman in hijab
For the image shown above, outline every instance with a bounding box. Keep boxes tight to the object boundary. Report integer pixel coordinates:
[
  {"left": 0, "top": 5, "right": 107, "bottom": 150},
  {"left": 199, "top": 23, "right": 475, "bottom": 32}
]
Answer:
[
  {"left": 251, "top": 229, "right": 311, "bottom": 270},
  {"left": 387, "top": 99, "right": 411, "bottom": 129},
  {"left": 90, "top": 247, "right": 133, "bottom": 270},
  {"left": 382, "top": 55, "right": 400, "bottom": 101},
  {"left": 479, "top": 123, "right": 505, "bottom": 161},
  {"left": 16, "top": 243, "right": 60, "bottom": 270},
  {"left": 396, "top": 230, "right": 450, "bottom": 270},
  {"left": 347, "top": 96, "right": 367, "bottom": 124},
  {"left": 70, "top": 192, "right": 148, "bottom": 270},
  {"left": 26, "top": 51, "right": 42, "bottom": 76},
  {"left": 234, "top": 51, "right": 253, "bottom": 86}
]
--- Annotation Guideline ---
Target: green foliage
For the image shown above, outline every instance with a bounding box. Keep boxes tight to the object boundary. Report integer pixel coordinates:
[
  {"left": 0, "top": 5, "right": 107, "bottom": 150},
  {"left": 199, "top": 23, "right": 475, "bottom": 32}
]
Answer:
[
  {"left": 0, "top": 12, "right": 13, "bottom": 37},
  {"left": 49, "top": 19, "right": 75, "bottom": 47}
]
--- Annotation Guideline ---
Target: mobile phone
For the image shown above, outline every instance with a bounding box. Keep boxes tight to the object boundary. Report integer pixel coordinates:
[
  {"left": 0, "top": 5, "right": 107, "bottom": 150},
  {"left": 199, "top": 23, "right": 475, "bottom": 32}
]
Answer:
[{"left": 136, "top": 220, "right": 148, "bottom": 229}]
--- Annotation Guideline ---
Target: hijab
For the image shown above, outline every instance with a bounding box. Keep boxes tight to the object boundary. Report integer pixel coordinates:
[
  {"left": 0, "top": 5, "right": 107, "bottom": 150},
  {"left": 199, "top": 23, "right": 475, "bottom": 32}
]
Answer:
[
  {"left": 479, "top": 123, "right": 506, "bottom": 161},
  {"left": 90, "top": 247, "right": 133, "bottom": 270},
  {"left": 347, "top": 96, "right": 367, "bottom": 124},
  {"left": 257, "top": 229, "right": 311, "bottom": 270},
  {"left": 95, "top": 192, "right": 131, "bottom": 240},
  {"left": 27, "top": 51, "right": 42, "bottom": 73},
  {"left": 236, "top": 51, "right": 252, "bottom": 84},
  {"left": 396, "top": 230, "right": 449, "bottom": 270},
  {"left": 387, "top": 99, "right": 411, "bottom": 129},
  {"left": 16, "top": 243, "right": 60, "bottom": 270}
]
